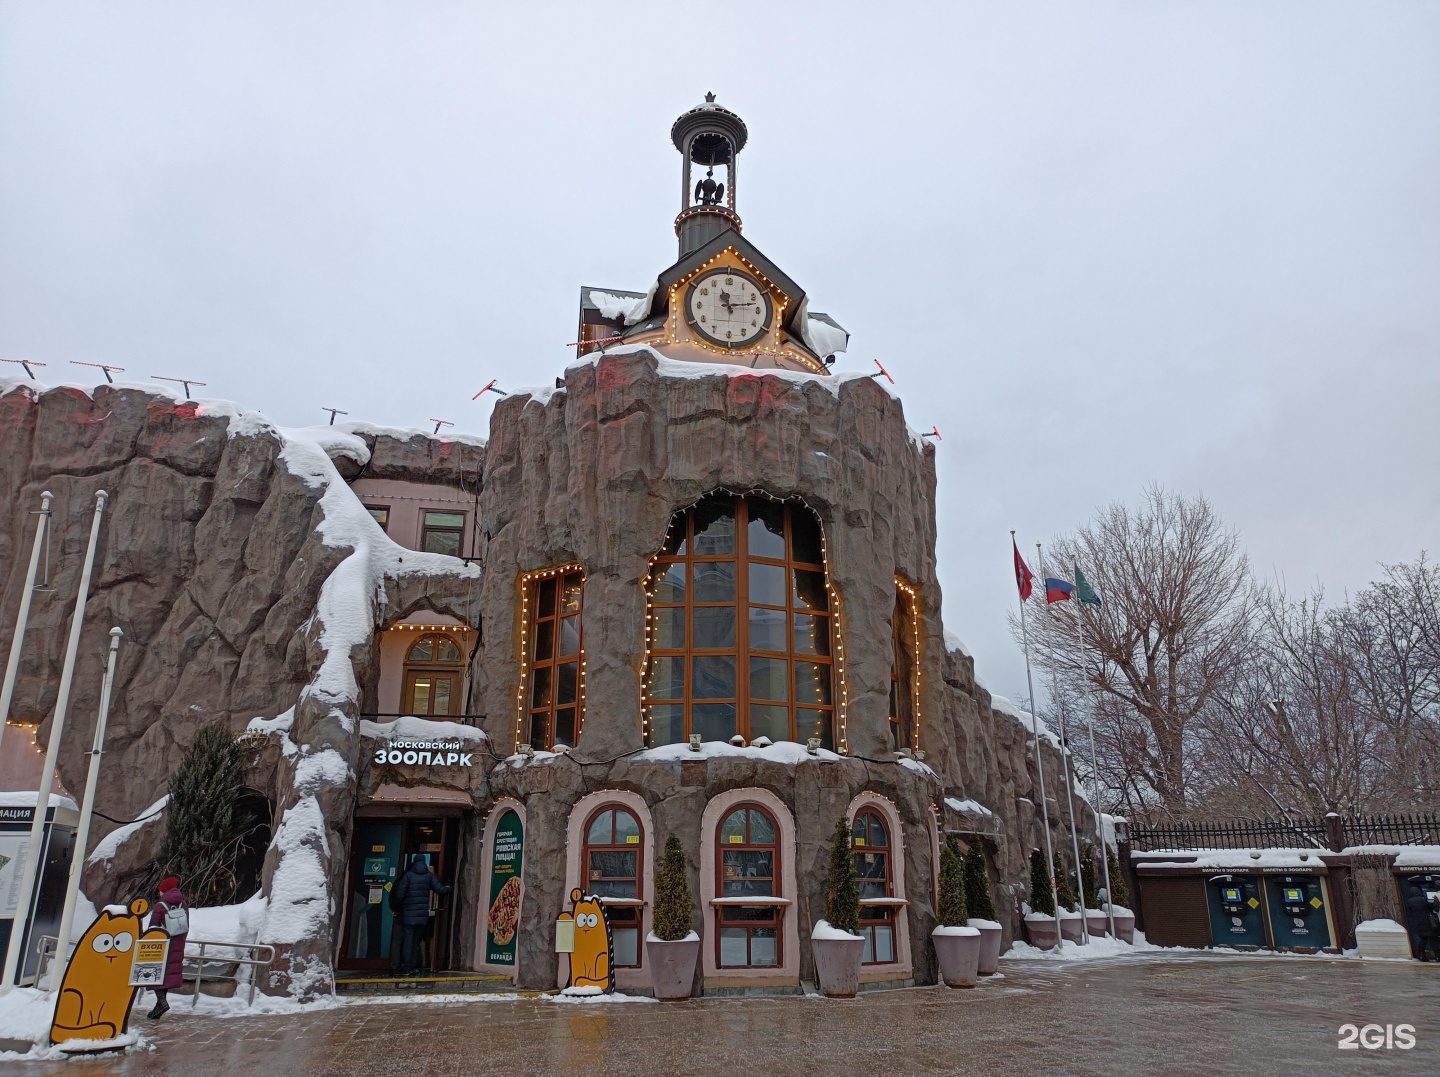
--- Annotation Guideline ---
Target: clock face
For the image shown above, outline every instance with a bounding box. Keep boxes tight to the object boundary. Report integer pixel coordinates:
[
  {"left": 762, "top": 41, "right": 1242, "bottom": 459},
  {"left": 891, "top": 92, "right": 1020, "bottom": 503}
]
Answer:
[{"left": 685, "top": 269, "right": 773, "bottom": 349}]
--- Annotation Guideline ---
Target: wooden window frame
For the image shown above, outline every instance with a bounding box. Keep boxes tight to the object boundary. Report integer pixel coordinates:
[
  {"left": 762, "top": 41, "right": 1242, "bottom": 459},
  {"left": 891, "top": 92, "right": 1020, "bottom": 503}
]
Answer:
[
  {"left": 715, "top": 804, "right": 783, "bottom": 969},
  {"left": 365, "top": 505, "right": 391, "bottom": 533},
  {"left": 582, "top": 806, "right": 644, "bottom": 969},
  {"left": 644, "top": 495, "right": 836, "bottom": 748},
  {"left": 853, "top": 808, "right": 896, "bottom": 965},
  {"left": 421, "top": 510, "right": 467, "bottom": 557},
  {"left": 402, "top": 632, "right": 465, "bottom": 716},
  {"left": 520, "top": 566, "right": 585, "bottom": 751}
]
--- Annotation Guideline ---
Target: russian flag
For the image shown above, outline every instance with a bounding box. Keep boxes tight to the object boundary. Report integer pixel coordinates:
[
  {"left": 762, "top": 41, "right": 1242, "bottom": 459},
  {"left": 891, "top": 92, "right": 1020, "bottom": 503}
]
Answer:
[{"left": 1045, "top": 578, "right": 1074, "bottom": 604}]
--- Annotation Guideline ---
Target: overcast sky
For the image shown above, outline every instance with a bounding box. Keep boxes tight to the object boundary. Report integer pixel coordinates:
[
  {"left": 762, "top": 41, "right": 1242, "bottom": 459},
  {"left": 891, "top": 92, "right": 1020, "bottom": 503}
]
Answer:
[{"left": 2, "top": 2, "right": 1436, "bottom": 707}]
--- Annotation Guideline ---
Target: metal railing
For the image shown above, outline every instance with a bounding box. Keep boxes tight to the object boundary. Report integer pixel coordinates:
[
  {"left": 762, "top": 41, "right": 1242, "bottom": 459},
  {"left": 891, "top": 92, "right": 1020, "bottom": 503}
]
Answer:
[{"left": 186, "top": 939, "right": 277, "bottom": 1007}]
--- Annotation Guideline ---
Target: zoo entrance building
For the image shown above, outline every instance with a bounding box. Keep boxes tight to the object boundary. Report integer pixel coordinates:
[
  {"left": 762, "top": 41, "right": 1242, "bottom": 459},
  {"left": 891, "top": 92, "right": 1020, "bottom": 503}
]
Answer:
[{"left": 0, "top": 98, "right": 1087, "bottom": 997}]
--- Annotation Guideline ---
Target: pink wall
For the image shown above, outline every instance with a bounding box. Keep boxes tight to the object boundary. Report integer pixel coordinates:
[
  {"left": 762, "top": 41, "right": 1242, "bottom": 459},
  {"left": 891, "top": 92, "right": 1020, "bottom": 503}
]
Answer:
[
  {"left": 376, "top": 618, "right": 476, "bottom": 716},
  {"left": 0, "top": 723, "right": 66, "bottom": 794},
  {"left": 351, "top": 478, "right": 480, "bottom": 558}
]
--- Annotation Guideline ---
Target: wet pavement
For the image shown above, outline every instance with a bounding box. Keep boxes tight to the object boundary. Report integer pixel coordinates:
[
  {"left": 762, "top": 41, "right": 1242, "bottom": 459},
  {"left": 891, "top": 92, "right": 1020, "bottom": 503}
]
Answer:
[{"left": 13, "top": 953, "right": 1440, "bottom": 1076}]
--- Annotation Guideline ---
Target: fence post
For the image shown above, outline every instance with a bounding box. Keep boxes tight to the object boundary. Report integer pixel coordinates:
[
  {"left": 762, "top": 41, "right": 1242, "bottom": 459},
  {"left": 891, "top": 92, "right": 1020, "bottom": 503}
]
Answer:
[{"left": 1323, "top": 813, "right": 1345, "bottom": 853}]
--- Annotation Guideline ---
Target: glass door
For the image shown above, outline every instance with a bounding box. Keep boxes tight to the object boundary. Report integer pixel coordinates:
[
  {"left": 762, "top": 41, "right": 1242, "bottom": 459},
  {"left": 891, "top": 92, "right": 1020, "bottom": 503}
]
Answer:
[{"left": 342, "top": 821, "right": 403, "bottom": 969}]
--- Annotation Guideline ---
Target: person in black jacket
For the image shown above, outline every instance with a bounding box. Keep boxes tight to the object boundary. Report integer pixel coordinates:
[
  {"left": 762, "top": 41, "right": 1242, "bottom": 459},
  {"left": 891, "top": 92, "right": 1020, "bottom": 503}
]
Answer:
[
  {"left": 1404, "top": 880, "right": 1440, "bottom": 961},
  {"left": 392, "top": 855, "right": 451, "bottom": 974}
]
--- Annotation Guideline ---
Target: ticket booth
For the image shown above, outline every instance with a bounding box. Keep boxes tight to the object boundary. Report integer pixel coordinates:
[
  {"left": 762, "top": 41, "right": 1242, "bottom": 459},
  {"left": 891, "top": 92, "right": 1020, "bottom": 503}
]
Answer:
[
  {"left": 1205, "top": 874, "right": 1266, "bottom": 949},
  {"left": 1262, "top": 873, "right": 1334, "bottom": 951},
  {"left": 0, "top": 794, "right": 78, "bottom": 985}
]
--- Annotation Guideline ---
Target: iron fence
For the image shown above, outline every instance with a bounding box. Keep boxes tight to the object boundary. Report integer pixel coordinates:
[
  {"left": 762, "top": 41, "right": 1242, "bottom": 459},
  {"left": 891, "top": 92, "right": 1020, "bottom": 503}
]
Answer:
[{"left": 1127, "top": 811, "right": 1440, "bottom": 853}]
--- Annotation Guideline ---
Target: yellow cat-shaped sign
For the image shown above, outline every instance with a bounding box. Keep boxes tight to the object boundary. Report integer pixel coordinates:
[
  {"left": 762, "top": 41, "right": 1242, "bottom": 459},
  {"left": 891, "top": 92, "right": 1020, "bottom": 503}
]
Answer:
[
  {"left": 50, "top": 898, "right": 168, "bottom": 1046},
  {"left": 561, "top": 887, "right": 613, "bottom": 992}
]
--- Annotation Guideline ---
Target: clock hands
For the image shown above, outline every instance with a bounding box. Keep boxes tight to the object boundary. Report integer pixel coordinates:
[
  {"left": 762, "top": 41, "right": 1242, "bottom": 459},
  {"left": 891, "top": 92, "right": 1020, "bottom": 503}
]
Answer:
[{"left": 717, "top": 290, "right": 755, "bottom": 314}]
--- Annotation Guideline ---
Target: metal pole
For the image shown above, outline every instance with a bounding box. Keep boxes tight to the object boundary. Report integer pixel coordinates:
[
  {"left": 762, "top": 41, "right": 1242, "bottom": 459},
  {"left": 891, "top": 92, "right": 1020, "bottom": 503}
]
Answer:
[
  {"left": 1075, "top": 596, "right": 1118, "bottom": 938},
  {"left": 1039, "top": 543, "right": 1089, "bottom": 943},
  {"left": 52, "top": 627, "right": 122, "bottom": 978},
  {"left": 1014, "top": 531, "right": 1061, "bottom": 947},
  {"left": 0, "top": 491, "right": 53, "bottom": 758},
  {"left": 1, "top": 489, "right": 107, "bottom": 990}
]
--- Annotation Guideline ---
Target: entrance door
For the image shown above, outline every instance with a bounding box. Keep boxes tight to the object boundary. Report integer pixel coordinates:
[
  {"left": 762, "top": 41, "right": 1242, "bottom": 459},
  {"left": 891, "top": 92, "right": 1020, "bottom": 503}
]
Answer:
[{"left": 340, "top": 816, "right": 459, "bottom": 972}]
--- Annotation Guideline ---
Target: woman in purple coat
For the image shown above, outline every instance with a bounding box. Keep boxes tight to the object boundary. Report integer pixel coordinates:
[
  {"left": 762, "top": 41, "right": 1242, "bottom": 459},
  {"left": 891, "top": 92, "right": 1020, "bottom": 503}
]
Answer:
[{"left": 147, "top": 876, "right": 188, "bottom": 1020}]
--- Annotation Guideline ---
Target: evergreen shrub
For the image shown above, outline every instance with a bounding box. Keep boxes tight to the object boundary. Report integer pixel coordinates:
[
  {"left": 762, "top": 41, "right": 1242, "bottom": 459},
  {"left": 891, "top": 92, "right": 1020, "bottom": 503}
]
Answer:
[
  {"left": 962, "top": 837, "right": 997, "bottom": 921},
  {"left": 155, "top": 723, "right": 253, "bottom": 907},
  {"left": 1105, "top": 846, "right": 1131, "bottom": 908},
  {"left": 936, "top": 839, "right": 968, "bottom": 926},
  {"left": 1029, "top": 848, "right": 1055, "bottom": 916},
  {"left": 1054, "top": 852, "right": 1079, "bottom": 912},
  {"left": 824, "top": 816, "right": 861, "bottom": 935},
  {"left": 652, "top": 832, "right": 693, "bottom": 941},
  {"left": 1080, "top": 843, "right": 1100, "bottom": 909}
]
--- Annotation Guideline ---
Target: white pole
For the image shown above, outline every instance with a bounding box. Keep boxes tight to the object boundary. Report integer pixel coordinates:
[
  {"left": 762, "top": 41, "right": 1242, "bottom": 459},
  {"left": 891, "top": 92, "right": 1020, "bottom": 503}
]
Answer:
[
  {"left": 1, "top": 489, "right": 107, "bottom": 991},
  {"left": 1014, "top": 531, "right": 1061, "bottom": 947},
  {"left": 1075, "top": 592, "right": 1118, "bottom": 938},
  {"left": 0, "top": 492, "right": 54, "bottom": 757},
  {"left": 1039, "top": 543, "right": 1089, "bottom": 943},
  {"left": 52, "top": 627, "right": 122, "bottom": 980}
]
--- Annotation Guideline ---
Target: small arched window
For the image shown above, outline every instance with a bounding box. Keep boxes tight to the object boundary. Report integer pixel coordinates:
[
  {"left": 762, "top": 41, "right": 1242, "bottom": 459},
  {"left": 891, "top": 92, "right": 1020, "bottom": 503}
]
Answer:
[
  {"left": 716, "top": 805, "right": 781, "bottom": 968},
  {"left": 583, "top": 807, "right": 643, "bottom": 968},
  {"left": 645, "top": 494, "right": 835, "bottom": 749},
  {"left": 404, "top": 633, "right": 465, "bottom": 716},
  {"left": 852, "top": 809, "right": 896, "bottom": 964}
]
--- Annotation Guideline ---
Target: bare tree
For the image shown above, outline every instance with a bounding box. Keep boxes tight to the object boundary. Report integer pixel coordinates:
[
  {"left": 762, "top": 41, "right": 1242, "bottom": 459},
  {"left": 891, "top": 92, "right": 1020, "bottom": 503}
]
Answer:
[{"left": 1017, "top": 486, "right": 1256, "bottom": 818}]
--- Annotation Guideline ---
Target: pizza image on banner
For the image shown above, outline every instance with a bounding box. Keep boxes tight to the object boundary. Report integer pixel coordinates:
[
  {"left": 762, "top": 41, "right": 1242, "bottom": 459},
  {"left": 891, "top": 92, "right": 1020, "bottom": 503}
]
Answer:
[{"left": 488, "top": 876, "right": 522, "bottom": 946}]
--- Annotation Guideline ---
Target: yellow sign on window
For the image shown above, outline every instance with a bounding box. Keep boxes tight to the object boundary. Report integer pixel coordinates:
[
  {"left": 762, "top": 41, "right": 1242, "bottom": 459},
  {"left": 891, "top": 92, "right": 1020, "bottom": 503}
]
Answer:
[
  {"left": 626, "top": 835, "right": 639, "bottom": 844},
  {"left": 729, "top": 835, "right": 743, "bottom": 843}
]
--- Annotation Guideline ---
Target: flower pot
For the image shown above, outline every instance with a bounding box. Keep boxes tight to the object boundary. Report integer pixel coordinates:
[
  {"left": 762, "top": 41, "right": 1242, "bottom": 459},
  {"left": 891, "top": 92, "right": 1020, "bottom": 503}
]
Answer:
[
  {"left": 811, "top": 921, "right": 865, "bottom": 999},
  {"left": 1108, "top": 906, "right": 1135, "bottom": 944},
  {"left": 1024, "top": 914, "right": 1059, "bottom": 951},
  {"left": 932, "top": 926, "right": 982, "bottom": 987},
  {"left": 1059, "top": 911, "right": 1084, "bottom": 943},
  {"left": 645, "top": 932, "right": 701, "bottom": 1000},
  {"left": 1085, "top": 910, "right": 1109, "bottom": 939},
  {"left": 967, "top": 918, "right": 1003, "bottom": 975}
]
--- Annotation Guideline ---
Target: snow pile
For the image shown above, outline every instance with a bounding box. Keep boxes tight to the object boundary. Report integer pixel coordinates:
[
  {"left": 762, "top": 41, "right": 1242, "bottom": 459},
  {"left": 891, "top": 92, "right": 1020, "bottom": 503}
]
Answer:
[
  {"left": 990, "top": 694, "right": 1062, "bottom": 749},
  {"left": 634, "top": 740, "right": 843, "bottom": 765},
  {"left": 932, "top": 925, "right": 980, "bottom": 937},
  {"left": 646, "top": 929, "right": 699, "bottom": 944},
  {"left": 1354, "top": 918, "right": 1407, "bottom": 933},
  {"left": 811, "top": 919, "right": 863, "bottom": 941},
  {"left": 1133, "top": 848, "right": 1327, "bottom": 871},
  {"left": 588, "top": 289, "right": 650, "bottom": 325},
  {"left": 945, "top": 797, "right": 994, "bottom": 818},
  {"left": 1004, "top": 931, "right": 1158, "bottom": 962},
  {"left": 260, "top": 749, "right": 348, "bottom": 950},
  {"left": 189, "top": 891, "right": 269, "bottom": 947},
  {"left": 549, "top": 990, "right": 657, "bottom": 1005},
  {"left": 897, "top": 755, "right": 940, "bottom": 780},
  {"left": 87, "top": 795, "right": 168, "bottom": 865},
  {"left": 943, "top": 630, "right": 971, "bottom": 658},
  {"left": 338, "top": 420, "right": 485, "bottom": 448},
  {"left": 359, "top": 715, "right": 487, "bottom": 744}
]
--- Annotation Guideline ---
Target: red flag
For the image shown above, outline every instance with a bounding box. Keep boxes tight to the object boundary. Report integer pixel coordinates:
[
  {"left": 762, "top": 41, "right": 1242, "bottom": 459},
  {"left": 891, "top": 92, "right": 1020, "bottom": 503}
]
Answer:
[{"left": 1013, "top": 539, "right": 1034, "bottom": 600}]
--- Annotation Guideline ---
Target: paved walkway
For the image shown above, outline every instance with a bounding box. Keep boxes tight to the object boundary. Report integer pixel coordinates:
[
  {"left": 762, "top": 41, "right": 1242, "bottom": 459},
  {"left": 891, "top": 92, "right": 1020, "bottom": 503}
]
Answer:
[{"left": 13, "top": 954, "right": 1440, "bottom": 1075}]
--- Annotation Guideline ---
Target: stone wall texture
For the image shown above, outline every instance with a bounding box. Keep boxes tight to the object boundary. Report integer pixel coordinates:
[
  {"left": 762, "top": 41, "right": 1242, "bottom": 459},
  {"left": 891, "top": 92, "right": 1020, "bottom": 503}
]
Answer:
[{"left": 0, "top": 359, "right": 1093, "bottom": 993}]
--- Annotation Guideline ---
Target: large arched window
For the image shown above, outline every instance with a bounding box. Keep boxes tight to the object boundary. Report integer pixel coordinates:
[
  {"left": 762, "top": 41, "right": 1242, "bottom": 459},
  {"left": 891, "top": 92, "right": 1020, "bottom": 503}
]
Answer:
[
  {"left": 716, "top": 805, "right": 782, "bottom": 968},
  {"left": 521, "top": 566, "right": 585, "bottom": 750},
  {"left": 404, "top": 633, "right": 465, "bottom": 716},
  {"left": 645, "top": 494, "right": 834, "bottom": 748},
  {"left": 583, "top": 806, "right": 644, "bottom": 968},
  {"left": 852, "top": 809, "right": 896, "bottom": 964}
]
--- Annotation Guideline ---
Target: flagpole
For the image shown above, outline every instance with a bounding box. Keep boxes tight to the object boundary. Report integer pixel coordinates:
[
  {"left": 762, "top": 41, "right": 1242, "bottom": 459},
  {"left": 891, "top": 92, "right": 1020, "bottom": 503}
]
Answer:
[
  {"left": 1039, "top": 543, "right": 1089, "bottom": 944},
  {"left": 1013, "top": 531, "right": 1061, "bottom": 947},
  {"left": 1074, "top": 580, "right": 1117, "bottom": 939}
]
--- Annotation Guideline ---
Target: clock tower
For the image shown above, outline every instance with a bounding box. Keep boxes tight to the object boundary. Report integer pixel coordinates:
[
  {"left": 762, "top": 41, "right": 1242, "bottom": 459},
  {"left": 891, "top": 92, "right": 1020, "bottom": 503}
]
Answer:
[{"left": 576, "top": 95, "right": 849, "bottom": 374}]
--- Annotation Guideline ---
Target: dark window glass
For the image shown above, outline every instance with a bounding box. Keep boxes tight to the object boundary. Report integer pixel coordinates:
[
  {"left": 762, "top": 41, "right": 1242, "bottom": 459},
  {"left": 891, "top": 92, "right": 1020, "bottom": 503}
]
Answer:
[{"left": 525, "top": 569, "right": 585, "bottom": 750}]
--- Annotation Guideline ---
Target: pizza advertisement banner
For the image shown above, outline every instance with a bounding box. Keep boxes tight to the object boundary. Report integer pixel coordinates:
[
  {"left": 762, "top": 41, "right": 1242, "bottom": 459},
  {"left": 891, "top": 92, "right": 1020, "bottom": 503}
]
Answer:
[{"left": 485, "top": 809, "right": 524, "bottom": 966}]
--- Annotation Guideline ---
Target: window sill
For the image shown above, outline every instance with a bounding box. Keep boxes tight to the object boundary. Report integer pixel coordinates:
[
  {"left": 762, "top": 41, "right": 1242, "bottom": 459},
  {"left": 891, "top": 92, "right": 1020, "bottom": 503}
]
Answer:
[
  {"left": 858, "top": 897, "right": 909, "bottom": 907},
  {"left": 709, "top": 897, "right": 793, "bottom": 907},
  {"left": 597, "top": 898, "right": 647, "bottom": 907}
]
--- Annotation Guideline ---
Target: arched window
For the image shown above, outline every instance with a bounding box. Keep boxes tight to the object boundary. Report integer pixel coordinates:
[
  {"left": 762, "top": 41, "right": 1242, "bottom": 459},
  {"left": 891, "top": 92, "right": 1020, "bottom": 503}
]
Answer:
[
  {"left": 645, "top": 495, "right": 834, "bottom": 748},
  {"left": 890, "top": 579, "right": 920, "bottom": 751},
  {"left": 716, "top": 805, "right": 781, "bottom": 968},
  {"left": 852, "top": 809, "right": 896, "bottom": 964},
  {"left": 404, "top": 633, "right": 465, "bottom": 716},
  {"left": 583, "top": 807, "right": 643, "bottom": 968},
  {"left": 523, "top": 566, "right": 585, "bottom": 750}
]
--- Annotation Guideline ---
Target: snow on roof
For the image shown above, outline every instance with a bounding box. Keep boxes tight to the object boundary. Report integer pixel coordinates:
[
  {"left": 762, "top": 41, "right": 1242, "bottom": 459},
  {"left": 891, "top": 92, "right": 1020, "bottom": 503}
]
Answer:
[
  {"left": 800, "top": 313, "right": 849, "bottom": 358},
  {"left": 1133, "top": 848, "right": 1328, "bottom": 871},
  {"left": 0, "top": 791, "right": 78, "bottom": 811},
  {"left": 945, "top": 797, "right": 995, "bottom": 817},
  {"left": 339, "top": 420, "right": 486, "bottom": 448},
  {"left": 359, "top": 715, "right": 487, "bottom": 743},
  {"left": 1343, "top": 844, "right": 1440, "bottom": 868},
  {"left": 587, "top": 288, "right": 650, "bottom": 325},
  {"left": 633, "top": 740, "right": 843, "bottom": 765}
]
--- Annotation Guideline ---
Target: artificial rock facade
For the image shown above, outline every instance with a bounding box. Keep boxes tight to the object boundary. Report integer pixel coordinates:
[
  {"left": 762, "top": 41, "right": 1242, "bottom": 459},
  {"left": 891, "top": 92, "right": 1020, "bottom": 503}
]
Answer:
[{"left": 0, "top": 352, "right": 1093, "bottom": 996}]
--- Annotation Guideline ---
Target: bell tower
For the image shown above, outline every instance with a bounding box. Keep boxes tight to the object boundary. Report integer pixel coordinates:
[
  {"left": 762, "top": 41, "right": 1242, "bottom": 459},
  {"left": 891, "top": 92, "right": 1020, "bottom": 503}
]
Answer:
[{"left": 671, "top": 93, "right": 748, "bottom": 258}]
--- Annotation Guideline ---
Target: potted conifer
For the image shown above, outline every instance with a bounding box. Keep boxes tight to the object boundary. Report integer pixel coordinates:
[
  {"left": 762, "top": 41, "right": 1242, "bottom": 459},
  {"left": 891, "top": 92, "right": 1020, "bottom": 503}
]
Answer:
[
  {"left": 1054, "top": 852, "right": 1083, "bottom": 942},
  {"left": 811, "top": 816, "right": 865, "bottom": 998},
  {"left": 961, "top": 837, "right": 1003, "bottom": 975},
  {"left": 646, "top": 832, "right": 700, "bottom": 1000},
  {"left": 1104, "top": 846, "right": 1136, "bottom": 943},
  {"left": 1080, "top": 843, "right": 1108, "bottom": 939},
  {"left": 1023, "top": 849, "right": 1059, "bottom": 950},
  {"left": 932, "top": 840, "right": 981, "bottom": 987}
]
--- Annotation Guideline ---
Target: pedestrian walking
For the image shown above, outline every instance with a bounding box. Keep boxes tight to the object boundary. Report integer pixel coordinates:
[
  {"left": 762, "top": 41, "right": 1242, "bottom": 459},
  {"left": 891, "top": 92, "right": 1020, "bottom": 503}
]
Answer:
[
  {"left": 391, "top": 855, "right": 450, "bottom": 974},
  {"left": 1404, "top": 880, "right": 1440, "bottom": 961},
  {"left": 147, "top": 875, "right": 189, "bottom": 1019}
]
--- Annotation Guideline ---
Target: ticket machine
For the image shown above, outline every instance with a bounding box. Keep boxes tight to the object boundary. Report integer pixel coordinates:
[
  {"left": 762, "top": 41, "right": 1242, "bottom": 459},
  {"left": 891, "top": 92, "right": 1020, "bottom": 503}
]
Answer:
[
  {"left": 1263, "top": 873, "right": 1332, "bottom": 950},
  {"left": 1205, "top": 874, "right": 1267, "bottom": 948}
]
